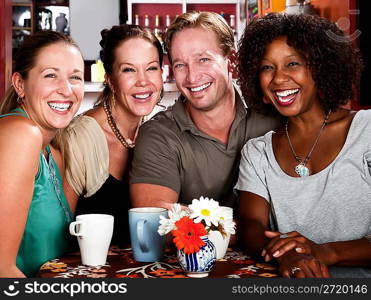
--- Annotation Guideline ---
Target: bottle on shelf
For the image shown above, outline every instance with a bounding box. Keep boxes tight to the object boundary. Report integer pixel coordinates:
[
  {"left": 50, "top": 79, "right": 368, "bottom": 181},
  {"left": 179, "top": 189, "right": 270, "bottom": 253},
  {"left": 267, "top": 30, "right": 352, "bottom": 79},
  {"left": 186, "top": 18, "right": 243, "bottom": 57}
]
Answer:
[
  {"left": 144, "top": 14, "right": 150, "bottom": 29},
  {"left": 134, "top": 14, "right": 140, "bottom": 26},
  {"left": 165, "top": 14, "right": 171, "bottom": 32},
  {"left": 229, "top": 14, "right": 236, "bottom": 35},
  {"left": 154, "top": 15, "right": 163, "bottom": 44},
  {"left": 220, "top": 11, "right": 225, "bottom": 19}
]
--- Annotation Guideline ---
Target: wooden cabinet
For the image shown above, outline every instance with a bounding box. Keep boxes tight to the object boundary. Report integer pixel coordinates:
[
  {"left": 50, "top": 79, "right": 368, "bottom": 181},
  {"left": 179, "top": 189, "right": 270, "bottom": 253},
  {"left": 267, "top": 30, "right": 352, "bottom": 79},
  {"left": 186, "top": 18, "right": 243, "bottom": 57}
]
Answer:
[
  {"left": 34, "top": 1, "right": 69, "bottom": 33},
  {"left": 11, "top": 1, "right": 70, "bottom": 59},
  {"left": 1, "top": 0, "right": 12, "bottom": 100},
  {"left": 12, "top": 1, "right": 34, "bottom": 56}
]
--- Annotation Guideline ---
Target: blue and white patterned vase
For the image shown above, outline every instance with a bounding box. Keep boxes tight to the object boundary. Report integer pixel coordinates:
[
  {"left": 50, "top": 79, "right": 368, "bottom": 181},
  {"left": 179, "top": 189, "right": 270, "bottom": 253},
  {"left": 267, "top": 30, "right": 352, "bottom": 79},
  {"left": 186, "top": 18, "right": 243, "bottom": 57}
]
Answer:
[{"left": 177, "top": 235, "right": 216, "bottom": 278}]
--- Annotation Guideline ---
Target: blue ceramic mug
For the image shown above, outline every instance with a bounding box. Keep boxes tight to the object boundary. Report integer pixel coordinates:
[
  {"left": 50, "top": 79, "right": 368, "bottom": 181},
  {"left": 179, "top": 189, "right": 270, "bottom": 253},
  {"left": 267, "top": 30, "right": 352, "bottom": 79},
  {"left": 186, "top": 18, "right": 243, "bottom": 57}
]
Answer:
[{"left": 128, "top": 207, "right": 168, "bottom": 262}]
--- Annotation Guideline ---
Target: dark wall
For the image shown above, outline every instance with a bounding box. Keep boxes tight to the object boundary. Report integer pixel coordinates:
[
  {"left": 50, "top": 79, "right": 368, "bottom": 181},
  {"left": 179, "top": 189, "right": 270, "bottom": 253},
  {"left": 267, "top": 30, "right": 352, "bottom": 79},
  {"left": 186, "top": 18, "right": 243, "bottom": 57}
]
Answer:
[
  {"left": 120, "top": 0, "right": 128, "bottom": 24},
  {"left": 359, "top": 0, "right": 370, "bottom": 105},
  {"left": 0, "top": 0, "right": 12, "bottom": 100}
]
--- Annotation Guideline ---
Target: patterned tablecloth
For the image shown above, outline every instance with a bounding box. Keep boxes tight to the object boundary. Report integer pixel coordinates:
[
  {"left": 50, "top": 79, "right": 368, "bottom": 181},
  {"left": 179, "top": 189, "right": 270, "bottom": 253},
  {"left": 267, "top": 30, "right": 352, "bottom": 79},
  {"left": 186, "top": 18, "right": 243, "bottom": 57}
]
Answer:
[{"left": 38, "top": 246, "right": 279, "bottom": 278}]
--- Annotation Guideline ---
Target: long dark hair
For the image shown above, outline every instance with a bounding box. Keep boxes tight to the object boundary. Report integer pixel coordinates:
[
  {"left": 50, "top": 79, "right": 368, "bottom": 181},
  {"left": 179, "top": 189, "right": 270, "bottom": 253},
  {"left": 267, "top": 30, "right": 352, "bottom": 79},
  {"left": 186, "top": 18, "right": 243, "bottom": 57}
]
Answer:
[{"left": 96, "top": 24, "right": 163, "bottom": 106}]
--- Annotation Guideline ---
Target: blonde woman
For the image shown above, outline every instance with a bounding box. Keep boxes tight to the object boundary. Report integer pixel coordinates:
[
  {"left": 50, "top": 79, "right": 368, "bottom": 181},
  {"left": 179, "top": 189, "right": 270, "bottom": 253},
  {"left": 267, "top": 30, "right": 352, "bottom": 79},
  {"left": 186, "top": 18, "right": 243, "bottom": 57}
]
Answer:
[{"left": 0, "top": 31, "right": 84, "bottom": 277}]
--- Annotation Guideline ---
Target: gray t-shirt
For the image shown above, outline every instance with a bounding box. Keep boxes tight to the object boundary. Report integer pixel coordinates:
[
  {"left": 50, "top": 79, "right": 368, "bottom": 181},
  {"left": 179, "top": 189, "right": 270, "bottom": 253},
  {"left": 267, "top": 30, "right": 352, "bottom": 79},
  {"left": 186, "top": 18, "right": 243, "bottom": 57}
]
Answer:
[
  {"left": 131, "top": 92, "right": 281, "bottom": 208},
  {"left": 236, "top": 110, "right": 371, "bottom": 244}
]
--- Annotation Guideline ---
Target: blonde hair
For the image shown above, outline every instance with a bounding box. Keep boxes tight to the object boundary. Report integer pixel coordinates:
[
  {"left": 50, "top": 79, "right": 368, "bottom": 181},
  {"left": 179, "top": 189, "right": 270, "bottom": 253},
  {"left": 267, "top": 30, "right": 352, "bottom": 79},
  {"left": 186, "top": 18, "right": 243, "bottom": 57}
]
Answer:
[
  {"left": 0, "top": 31, "right": 81, "bottom": 114},
  {"left": 164, "top": 11, "right": 235, "bottom": 63}
]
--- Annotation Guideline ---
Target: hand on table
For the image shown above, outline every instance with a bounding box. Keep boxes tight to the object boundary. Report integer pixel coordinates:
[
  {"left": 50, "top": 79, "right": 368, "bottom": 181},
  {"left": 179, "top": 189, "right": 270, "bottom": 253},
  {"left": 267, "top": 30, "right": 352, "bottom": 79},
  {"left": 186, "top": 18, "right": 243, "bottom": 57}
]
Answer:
[
  {"left": 261, "top": 231, "right": 333, "bottom": 265},
  {"left": 277, "top": 251, "right": 330, "bottom": 278}
]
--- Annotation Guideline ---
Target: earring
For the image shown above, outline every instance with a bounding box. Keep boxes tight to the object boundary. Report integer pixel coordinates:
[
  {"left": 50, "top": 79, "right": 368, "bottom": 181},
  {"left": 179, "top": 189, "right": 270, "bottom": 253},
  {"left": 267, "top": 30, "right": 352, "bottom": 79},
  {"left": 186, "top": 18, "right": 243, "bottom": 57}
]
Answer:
[
  {"left": 16, "top": 96, "right": 23, "bottom": 104},
  {"left": 111, "top": 92, "right": 116, "bottom": 108}
]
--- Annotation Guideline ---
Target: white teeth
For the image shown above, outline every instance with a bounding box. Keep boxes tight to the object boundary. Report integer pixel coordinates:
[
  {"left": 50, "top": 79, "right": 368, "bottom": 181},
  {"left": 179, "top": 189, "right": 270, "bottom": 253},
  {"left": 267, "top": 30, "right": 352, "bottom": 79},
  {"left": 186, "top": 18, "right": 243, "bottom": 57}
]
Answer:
[
  {"left": 275, "top": 89, "right": 299, "bottom": 97},
  {"left": 190, "top": 83, "right": 211, "bottom": 92},
  {"left": 48, "top": 102, "right": 71, "bottom": 111},
  {"left": 134, "top": 93, "right": 150, "bottom": 99}
]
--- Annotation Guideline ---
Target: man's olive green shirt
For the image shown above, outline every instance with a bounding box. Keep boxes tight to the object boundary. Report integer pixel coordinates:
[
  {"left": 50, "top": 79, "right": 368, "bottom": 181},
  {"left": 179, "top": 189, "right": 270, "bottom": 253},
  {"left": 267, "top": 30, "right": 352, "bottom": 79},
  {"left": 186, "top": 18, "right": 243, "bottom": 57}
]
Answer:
[{"left": 130, "top": 91, "right": 281, "bottom": 208}]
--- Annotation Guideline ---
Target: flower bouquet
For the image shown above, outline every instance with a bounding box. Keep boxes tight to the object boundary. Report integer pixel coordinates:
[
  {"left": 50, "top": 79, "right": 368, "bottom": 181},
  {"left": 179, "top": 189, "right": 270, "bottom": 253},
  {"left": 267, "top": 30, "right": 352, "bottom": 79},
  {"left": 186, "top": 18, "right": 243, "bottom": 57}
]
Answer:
[{"left": 158, "top": 196, "right": 236, "bottom": 277}]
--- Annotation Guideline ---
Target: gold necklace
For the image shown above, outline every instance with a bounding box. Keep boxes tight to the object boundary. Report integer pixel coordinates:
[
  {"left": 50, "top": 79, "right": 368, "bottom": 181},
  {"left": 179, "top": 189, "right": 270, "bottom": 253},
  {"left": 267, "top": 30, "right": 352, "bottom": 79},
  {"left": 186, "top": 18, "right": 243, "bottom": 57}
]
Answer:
[{"left": 103, "top": 100, "right": 135, "bottom": 149}]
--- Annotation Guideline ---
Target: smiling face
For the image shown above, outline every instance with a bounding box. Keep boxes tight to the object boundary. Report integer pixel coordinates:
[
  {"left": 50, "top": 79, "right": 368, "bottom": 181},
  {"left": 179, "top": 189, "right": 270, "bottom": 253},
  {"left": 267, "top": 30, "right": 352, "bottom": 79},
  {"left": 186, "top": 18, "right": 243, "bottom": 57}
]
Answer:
[
  {"left": 259, "top": 36, "right": 319, "bottom": 117},
  {"left": 107, "top": 38, "right": 163, "bottom": 117},
  {"left": 18, "top": 42, "right": 84, "bottom": 132},
  {"left": 170, "top": 27, "right": 232, "bottom": 112}
]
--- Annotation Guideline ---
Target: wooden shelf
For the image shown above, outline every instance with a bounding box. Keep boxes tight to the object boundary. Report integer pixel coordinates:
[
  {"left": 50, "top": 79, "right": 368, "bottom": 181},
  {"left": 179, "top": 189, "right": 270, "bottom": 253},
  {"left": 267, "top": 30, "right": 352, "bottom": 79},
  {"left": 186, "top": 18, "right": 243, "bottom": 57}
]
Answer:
[
  {"left": 12, "top": 26, "right": 32, "bottom": 30},
  {"left": 12, "top": 3, "right": 32, "bottom": 7},
  {"left": 36, "top": 3, "right": 69, "bottom": 7}
]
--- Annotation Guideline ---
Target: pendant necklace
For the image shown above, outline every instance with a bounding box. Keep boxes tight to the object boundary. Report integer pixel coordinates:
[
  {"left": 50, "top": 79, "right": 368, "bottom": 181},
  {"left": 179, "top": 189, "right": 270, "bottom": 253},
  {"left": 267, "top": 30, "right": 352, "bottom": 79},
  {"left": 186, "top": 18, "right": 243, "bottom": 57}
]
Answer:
[
  {"left": 285, "top": 110, "right": 331, "bottom": 177},
  {"left": 103, "top": 99, "right": 137, "bottom": 149}
]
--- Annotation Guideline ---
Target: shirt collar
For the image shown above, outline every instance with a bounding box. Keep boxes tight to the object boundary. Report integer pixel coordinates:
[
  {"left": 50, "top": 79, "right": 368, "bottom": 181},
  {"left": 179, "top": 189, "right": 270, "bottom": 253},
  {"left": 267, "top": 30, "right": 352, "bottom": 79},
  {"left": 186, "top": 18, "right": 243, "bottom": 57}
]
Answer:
[{"left": 173, "top": 83, "right": 248, "bottom": 134}]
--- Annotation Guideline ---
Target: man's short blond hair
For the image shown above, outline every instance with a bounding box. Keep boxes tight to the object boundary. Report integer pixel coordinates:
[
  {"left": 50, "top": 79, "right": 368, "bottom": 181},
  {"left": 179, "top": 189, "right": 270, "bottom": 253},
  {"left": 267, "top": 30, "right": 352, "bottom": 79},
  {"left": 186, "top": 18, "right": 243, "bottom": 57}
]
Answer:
[{"left": 164, "top": 11, "right": 235, "bottom": 63}]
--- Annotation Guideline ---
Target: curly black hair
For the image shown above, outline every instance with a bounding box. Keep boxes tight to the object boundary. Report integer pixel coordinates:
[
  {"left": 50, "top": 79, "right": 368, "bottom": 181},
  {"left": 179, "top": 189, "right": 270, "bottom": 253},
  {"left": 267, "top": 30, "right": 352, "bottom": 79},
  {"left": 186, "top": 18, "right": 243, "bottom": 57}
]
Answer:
[{"left": 237, "top": 13, "right": 362, "bottom": 116}]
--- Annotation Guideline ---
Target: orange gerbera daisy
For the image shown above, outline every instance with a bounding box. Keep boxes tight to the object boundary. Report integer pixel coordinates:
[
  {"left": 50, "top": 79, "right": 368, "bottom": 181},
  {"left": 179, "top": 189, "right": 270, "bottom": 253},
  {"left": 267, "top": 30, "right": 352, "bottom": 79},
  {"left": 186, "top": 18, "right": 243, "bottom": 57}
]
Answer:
[{"left": 172, "top": 216, "right": 207, "bottom": 254}]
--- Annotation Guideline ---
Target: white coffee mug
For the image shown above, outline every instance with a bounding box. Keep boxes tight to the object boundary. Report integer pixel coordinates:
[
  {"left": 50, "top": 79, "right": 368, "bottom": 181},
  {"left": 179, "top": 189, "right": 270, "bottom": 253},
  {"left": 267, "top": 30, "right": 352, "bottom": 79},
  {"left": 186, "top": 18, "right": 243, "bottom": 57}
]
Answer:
[{"left": 69, "top": 214, "right": 114, "bottom": 266}]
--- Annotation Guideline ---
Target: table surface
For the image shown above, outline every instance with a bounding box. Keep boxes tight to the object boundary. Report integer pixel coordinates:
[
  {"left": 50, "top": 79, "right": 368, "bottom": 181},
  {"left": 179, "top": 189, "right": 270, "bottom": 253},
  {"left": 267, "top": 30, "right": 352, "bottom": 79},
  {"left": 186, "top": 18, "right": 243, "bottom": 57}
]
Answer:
[{"left": 39, "top": 246, "right": 280, "bottom": 278}]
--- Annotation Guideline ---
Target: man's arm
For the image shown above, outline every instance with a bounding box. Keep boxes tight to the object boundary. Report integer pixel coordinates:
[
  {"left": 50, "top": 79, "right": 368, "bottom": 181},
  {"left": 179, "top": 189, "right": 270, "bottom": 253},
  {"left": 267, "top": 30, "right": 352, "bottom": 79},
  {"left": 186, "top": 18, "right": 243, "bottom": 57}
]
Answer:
[
  {"left": 130, "top": 183, "right": 178, "bottom": 210},
  {"left": 130, "top": 117, "right": 182, "bottom": 208}
]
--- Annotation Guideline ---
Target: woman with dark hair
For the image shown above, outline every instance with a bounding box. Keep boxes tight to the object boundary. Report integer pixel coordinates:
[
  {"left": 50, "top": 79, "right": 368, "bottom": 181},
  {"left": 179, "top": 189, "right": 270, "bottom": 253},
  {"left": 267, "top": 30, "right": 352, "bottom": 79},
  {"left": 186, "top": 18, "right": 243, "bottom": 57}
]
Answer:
[
  {"left": 0, "top": 31, "right": 84, "bottom": 277},
  {"left": 235, "top": 13, "right": 371, "bottom": 278},
  {"left": 57, "top": 24, "right": 163, "bottom": 246}
]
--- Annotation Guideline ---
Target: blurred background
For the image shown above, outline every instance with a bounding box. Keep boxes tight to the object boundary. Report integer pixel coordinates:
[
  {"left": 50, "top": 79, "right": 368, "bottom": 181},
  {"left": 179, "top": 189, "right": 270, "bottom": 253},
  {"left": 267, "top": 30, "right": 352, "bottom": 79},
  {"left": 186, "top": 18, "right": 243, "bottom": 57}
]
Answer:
[{"left": 1, "top": 0, "right": 369, "bottom": 112}]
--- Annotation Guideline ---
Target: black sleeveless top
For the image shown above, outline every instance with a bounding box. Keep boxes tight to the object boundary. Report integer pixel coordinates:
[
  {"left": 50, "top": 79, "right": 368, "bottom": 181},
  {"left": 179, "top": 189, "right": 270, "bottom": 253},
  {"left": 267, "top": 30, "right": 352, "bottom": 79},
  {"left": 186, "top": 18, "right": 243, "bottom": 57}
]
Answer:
[{"left": 74, "top": 175, "right": 131, "bottom": 247}]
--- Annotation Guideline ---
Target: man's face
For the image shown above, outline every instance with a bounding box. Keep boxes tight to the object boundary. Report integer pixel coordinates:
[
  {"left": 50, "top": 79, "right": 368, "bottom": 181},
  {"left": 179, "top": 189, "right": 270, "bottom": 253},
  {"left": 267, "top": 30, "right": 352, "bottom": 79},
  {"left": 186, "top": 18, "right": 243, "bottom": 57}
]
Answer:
[{"left": 170, "top": 27, "right": 232, "bottom": 112}]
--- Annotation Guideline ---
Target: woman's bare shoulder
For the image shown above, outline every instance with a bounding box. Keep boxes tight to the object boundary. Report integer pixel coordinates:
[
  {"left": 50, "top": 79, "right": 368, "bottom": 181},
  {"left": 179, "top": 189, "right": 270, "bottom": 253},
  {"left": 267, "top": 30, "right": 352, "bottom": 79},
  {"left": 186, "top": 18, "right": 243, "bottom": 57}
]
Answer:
[
  {"left": 84, "top": 106, "right": 106, "bottom": 125},
  {"left": 0, "top": 115, "right": 43, "bottom": 145}
]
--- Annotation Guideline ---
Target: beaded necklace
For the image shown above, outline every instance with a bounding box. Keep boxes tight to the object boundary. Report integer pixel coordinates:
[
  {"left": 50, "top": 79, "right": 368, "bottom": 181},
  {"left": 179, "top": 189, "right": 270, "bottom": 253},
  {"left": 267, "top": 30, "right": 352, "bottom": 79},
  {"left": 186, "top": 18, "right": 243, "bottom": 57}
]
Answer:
[{"left": 103, "top": 99, "right": 136, "bottom": 149}]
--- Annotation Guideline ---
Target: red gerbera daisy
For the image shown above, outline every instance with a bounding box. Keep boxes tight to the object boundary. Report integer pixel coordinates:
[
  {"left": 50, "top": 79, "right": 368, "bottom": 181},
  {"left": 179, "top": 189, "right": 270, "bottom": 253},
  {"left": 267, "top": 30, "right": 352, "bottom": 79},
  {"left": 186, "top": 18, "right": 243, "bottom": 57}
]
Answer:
[{"left": 172, "top": 216, "right": 207, "bottom": 254}]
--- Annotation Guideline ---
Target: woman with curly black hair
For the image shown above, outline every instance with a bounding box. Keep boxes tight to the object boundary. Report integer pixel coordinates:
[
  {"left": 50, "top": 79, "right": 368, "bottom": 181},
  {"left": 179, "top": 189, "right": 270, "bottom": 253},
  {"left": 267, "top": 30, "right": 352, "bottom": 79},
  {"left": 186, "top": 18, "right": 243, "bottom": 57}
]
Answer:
[{"left": 235, "top": 13, "right": 371, "bottom": 278}]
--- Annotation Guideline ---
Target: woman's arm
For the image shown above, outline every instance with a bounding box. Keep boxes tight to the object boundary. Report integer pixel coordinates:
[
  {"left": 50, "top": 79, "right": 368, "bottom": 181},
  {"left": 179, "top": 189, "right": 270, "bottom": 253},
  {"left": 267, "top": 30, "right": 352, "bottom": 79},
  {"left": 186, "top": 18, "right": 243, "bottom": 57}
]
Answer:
[
  {"left": 239, "top": 191, "right": 329, "bottom": 277},
  {"left": 0, "top": 118, "right": 42, "bottom": 277},
  {"left": 325, "top": 238, "right": 371, "bottom": 267},
  {"left": 262, "top": 231, "right": 371, "bottom": 267},
  {"left": 238, "top": 191, "right": 271, "bottom": 257}
]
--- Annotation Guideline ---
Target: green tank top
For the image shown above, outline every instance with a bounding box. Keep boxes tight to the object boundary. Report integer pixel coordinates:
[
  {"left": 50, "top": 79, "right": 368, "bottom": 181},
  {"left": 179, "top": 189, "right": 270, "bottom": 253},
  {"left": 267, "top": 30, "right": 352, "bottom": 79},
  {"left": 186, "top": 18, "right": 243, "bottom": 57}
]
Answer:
[{"left": 0, "top": 108, "right": 73, "bottom": 277}]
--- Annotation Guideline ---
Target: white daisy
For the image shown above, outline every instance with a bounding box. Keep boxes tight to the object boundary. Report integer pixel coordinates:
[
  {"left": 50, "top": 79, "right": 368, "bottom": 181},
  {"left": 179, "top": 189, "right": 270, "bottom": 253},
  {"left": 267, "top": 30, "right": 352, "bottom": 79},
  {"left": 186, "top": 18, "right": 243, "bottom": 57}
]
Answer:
[
  {"left": 215, "top": 206, "right": 235, "bottom": 235},
  {"left": 189, "top": 196, "right": 220, "bottom": 227},
  {"left": 217, "top": 206, "right": 233, "bottom": 221},
  {"left": 158, "top": 216, "right": 175, "bottom": 235},
  {"left": 169, "top": 203, "right": 189, "bottom": 221},
  {"left": 219, "top": 218, "right": 236, "bottom": 235},
  {"left": 157, "top": 203, "right": 189, "bottom": 235}
]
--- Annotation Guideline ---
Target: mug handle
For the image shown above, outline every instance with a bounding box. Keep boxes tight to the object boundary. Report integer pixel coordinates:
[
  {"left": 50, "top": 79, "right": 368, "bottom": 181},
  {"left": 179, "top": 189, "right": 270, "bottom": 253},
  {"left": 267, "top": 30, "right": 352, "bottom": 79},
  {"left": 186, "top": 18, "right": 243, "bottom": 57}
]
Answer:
[
  {"left": 69, "top": 221, "right": 83, "bottom": 237},
  {"left": 137, "top": 219, "right": 148, "bottom": 252}
]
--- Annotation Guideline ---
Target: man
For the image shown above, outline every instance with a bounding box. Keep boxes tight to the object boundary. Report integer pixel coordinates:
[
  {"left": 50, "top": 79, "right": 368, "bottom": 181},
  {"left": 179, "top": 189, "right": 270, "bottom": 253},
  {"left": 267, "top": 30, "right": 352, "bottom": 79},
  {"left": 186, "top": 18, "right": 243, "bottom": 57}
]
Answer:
[{"left": 130, "top": 11, "right": 280, "bottom": 210}]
